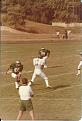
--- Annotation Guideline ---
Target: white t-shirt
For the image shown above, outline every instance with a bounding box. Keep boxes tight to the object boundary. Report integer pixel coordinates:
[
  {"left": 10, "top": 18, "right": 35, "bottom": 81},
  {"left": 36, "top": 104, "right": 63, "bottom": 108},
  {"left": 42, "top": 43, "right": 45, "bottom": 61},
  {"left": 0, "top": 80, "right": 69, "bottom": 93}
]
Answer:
[
  {"left": 19, "top": 85, "right": 33, "bottom": 100},
  {"left": 67, "top": 30, "right": 71, "bottom": 35}
]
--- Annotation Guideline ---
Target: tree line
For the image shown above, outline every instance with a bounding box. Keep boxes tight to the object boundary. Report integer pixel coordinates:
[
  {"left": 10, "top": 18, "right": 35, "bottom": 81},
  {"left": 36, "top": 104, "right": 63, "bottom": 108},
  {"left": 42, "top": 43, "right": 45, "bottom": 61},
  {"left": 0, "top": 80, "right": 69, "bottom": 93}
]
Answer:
[{"left": 1, "top": 0, "right": 81, "bottom": 28}]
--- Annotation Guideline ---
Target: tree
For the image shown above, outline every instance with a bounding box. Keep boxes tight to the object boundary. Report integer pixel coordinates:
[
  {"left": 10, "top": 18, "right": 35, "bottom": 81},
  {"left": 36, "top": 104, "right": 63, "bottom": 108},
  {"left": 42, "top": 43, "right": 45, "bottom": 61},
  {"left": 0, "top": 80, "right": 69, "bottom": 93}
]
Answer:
[
  {"left": 4, "top": 5, "right": 26, "bottom": 28},
  {"left": 1, "top": 0, "right": 81, "bottom": 26}
]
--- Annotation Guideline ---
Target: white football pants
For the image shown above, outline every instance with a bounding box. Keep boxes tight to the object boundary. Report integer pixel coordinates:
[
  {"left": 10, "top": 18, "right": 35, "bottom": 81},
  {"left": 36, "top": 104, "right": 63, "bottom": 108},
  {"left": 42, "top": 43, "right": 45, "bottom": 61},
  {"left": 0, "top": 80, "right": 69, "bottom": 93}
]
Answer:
[{"left": 31, "top": 69, "right": 49, "bottom": 87}]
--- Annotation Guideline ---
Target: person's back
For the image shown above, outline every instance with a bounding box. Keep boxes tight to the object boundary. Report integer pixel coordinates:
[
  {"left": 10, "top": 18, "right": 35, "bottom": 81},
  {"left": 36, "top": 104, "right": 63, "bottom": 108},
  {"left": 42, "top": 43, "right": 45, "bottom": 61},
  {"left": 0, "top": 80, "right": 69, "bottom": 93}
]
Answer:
[
  {"left": 19, "top": 85, "right": 33, "bottom": 100},
  {"left": 17, "top": 78, "right": 34, "bottom": 120}
]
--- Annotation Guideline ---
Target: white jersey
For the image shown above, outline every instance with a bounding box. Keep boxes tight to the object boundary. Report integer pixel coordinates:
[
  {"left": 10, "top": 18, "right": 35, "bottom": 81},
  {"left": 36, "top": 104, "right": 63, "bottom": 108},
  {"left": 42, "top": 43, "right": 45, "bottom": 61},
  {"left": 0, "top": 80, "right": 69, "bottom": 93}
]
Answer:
[
  {"left": 33, "top": 58, "right": 45, "bottom": 70},
  {"left": 31, "top": 57, "right": 51, "bottom": 87},
  {"left": 31, "top": 57, "right": 49, "bottom": 86}
]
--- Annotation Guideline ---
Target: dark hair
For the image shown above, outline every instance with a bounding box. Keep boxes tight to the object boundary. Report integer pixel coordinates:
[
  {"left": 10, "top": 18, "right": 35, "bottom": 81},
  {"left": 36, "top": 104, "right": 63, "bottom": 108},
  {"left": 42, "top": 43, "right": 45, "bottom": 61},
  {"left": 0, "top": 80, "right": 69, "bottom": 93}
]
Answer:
[{"left": 22, "top": 78, "right": 28, "bottom": 85}]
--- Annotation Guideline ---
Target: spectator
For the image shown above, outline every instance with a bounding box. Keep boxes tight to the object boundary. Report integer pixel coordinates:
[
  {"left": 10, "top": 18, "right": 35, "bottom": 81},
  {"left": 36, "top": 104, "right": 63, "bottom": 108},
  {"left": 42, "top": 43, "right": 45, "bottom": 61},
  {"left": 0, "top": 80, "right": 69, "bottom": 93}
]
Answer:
[
  {"left": 63, "top": 30, "right": 68, "bottom": 39},
  {"left": 56, "top": 31, "right": 60, "bottom": 39},
  {"left": 17, "top": 78, "right": 35, "bottom": 120}
]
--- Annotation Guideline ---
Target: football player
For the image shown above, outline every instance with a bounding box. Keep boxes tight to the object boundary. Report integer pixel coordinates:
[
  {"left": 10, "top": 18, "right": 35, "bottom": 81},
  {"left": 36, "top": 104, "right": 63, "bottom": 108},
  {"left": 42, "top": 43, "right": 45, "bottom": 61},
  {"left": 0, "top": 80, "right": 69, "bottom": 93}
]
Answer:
[
  {"left": 76, "top": 52, "right": 82, "bottom": 75},
  {"left": 38, "top": 48, "right": 50, "bottom": 68},
  {"left": 6, "top": 60, "right": 23, "bottom": 89},
  {"left": 29, "top": 56, "right": 51, "bottom": 88}
]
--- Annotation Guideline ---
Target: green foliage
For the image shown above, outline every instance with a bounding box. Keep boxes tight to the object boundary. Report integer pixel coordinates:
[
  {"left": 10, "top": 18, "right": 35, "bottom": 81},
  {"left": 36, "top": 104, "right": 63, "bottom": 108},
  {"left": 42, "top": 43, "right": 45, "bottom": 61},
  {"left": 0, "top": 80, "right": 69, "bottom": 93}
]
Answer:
[{"left": 1, "top": 0, "right": 81, "bottom": 27}]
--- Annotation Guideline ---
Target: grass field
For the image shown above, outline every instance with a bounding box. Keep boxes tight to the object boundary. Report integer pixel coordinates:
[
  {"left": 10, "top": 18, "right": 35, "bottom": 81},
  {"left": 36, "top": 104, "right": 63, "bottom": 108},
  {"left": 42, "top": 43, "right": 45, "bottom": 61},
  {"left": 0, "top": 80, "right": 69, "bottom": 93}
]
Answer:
[{"left": 0, "top": 41, "right": 82, "bottom": 120}]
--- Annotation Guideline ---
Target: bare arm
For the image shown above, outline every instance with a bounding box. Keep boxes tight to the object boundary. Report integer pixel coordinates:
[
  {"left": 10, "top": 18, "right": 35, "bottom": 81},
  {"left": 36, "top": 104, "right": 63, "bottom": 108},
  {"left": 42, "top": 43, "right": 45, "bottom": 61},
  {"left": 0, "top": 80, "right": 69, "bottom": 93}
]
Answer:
[{"left": 6, "top": 67, "right": 11, "bottom": 74}]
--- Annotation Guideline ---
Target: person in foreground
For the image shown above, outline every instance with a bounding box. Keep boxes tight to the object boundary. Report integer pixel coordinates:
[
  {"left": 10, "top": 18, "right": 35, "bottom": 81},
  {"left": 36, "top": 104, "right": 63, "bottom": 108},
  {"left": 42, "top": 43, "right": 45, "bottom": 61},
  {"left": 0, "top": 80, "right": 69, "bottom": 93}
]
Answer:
[{"left": 17, "top": 78, "right": 35, "bottom": 120}]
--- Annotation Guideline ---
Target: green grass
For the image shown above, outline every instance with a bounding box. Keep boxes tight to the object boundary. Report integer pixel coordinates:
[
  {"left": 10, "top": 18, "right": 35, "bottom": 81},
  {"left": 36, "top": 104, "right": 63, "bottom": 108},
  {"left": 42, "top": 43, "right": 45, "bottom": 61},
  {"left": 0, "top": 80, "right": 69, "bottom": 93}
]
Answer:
[{"left": 0, "top": 41, "right": 82, "bottom": 120}]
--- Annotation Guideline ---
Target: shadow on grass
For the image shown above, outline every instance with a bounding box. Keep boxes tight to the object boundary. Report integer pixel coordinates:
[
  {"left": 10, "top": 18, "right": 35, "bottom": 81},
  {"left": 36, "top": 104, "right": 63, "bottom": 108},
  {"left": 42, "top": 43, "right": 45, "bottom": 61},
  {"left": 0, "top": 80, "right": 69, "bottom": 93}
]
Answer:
[
  {"left": 52, "top": 84, "right": 70, "bottom": 91},
  {"left": 48, "top": 65, "right": 63, "bottom": 69}
]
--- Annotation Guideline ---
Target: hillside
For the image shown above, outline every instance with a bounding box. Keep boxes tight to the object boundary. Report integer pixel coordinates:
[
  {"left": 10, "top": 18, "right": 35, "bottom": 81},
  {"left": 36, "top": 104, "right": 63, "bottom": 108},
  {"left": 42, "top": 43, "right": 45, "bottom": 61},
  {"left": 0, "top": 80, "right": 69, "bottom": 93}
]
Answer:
[
  {"left": 3, "top": 20, "right": 81, "bottom": 34},
  {"left": 16, "top": 20, "right": 65, "bottom": 34},
  {"left": 1, "top": 24, "right": 82, "bottom": 43}
]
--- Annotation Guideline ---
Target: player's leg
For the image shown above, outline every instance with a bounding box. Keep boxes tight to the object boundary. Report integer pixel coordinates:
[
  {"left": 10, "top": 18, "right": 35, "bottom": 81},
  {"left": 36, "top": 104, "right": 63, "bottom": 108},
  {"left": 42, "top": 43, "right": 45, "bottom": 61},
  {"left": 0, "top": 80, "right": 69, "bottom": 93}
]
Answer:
[
  {"left": 40, "top": 72, "right": 51, "bottom": 88},
  {"left": 29, "top": 110, "right": 35, "bottom": 120},
  {"left": 17, "top": 110, "right": 23, "bottom": 120},
  {"left": 16, "top": 73, "right": 21, "bottom": 82},
  {"left": 17, "top": 100, "right": 26, "bottom": 120},
  {"left": 11, "top": 73, "right": 20, "bottom": 89},
  {"left": 28, "top": 72, "right": 37, "bottom": 86},
  {"left": 27, "top": 99, "right": 35, "bottom": 120},
  {"left": 31, "top": 72, "right": 37, "bottom": 83},
  {"left": 14, "top": 82, "right": 19, "bottom": 89}
]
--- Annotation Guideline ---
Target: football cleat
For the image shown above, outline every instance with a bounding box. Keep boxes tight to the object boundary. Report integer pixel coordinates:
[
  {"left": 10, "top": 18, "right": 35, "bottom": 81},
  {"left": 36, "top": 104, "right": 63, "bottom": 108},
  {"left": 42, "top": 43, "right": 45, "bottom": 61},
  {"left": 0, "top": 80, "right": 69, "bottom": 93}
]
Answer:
[{"left": 46, "top": 85, "right": 52, "bottom": 88}]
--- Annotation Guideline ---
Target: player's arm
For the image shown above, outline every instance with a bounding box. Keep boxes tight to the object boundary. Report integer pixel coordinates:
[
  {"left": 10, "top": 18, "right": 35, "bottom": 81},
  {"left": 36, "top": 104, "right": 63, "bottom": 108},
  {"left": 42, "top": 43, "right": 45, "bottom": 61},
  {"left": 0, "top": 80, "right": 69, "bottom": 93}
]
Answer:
[
  {"left": 6, "top": 65, "right": 12, "bottom": 74},
  {"left": 76, "top": 61, "right": 82, "bottom": 75},
  {"left": 6, "top": 63, "right": 15, "bottom": 74},
  {"left": 47, "top": 50, "right": 50, "bottom": 57},
  {"left": 38, "top": 50, "right": 41, "bottom": 56},
  {"left": 19, "top": 65, "right": 23, "bottom": 72},
  {"left": 45, "top": 49, "right": 50, "bottom": 57},
  {"left": 6, "top": 67, "right": 10, "bottom": 74}
]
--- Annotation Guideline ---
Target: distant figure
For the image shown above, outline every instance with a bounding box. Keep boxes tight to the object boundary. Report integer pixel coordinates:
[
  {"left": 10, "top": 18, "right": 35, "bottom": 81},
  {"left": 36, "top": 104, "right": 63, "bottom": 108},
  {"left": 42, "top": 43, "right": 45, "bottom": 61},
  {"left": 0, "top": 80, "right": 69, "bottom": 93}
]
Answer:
[
  {"left": 67, "top": 30, "right": 71, "bottom": 39},
  {"left": 63, "top": 30, "right": 68, "bottom": 39},
  {"left": 67, "top": 30, "right": 71, "bottom": 35},
  {"left": 56, "top": 31, "right": 60, "bottom": 39},
  {"left": 76, "top": 52, "right": 82, "bottom": 75},
  {"left": 17, "top": 78, "right": 35, "bottom": 120}
]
